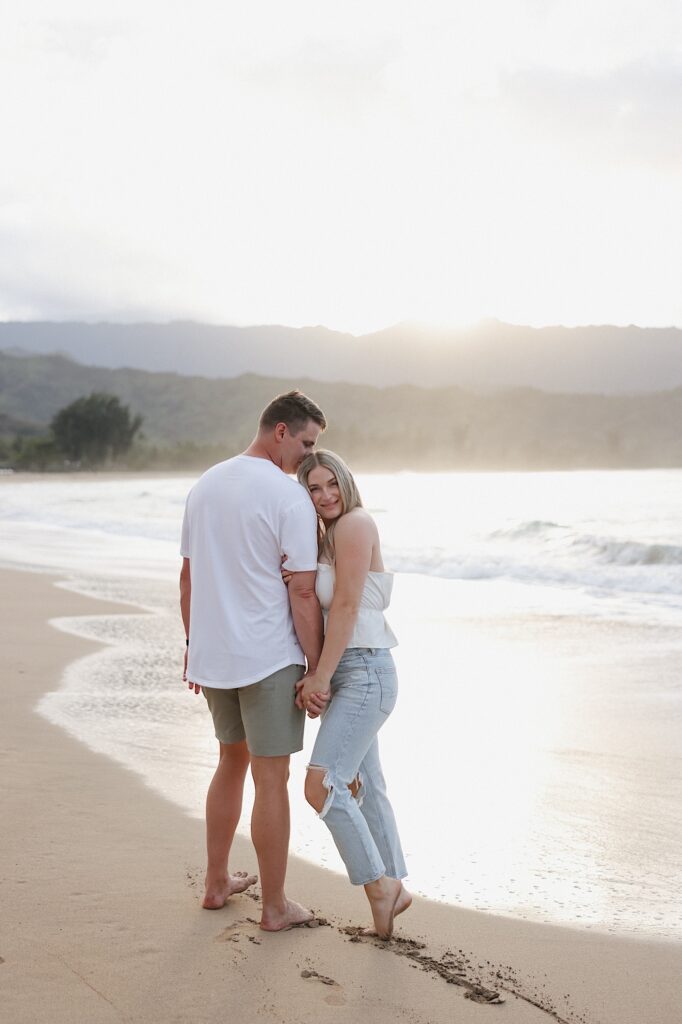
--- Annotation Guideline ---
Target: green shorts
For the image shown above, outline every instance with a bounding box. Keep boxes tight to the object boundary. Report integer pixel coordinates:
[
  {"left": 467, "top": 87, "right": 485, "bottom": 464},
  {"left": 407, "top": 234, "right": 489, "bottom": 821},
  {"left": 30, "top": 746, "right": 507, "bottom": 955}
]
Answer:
[{"left": 202, "top": 664, "right": 305, "bottom": 757}]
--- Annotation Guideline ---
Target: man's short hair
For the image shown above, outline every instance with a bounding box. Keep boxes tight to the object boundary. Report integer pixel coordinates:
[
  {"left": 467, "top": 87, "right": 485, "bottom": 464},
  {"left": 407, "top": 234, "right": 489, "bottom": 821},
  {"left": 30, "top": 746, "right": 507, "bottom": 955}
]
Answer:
[{"left": 259, "top": 390, "right": 327, "bottom": 434}]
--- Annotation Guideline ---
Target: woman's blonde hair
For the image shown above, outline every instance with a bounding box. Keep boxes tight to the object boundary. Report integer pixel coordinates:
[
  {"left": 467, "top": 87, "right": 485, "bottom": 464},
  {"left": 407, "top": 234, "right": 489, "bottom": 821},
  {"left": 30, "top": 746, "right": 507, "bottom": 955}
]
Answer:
[{"left": 297, "top": 449, "right": 363, "bottom": 563}]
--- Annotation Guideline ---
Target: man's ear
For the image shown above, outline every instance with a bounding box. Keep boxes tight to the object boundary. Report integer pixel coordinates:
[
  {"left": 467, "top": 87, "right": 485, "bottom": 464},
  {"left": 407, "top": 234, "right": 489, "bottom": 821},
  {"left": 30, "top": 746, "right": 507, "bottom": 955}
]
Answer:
[{"left": 274, "top": 422, "right": 287, "bottom": 441}]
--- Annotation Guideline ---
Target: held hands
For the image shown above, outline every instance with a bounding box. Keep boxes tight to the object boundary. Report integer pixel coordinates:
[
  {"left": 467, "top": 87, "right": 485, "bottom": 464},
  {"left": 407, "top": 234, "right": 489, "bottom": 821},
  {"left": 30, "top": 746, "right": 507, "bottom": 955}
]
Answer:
[{"left": 295, "top": 672, "right": 331, "bottom": 719}]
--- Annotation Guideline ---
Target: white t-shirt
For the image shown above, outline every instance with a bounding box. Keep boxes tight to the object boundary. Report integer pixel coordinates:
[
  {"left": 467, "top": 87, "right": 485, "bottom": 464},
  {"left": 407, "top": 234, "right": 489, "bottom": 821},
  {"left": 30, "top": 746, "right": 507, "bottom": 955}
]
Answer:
[{"left": 180, "top": 454, "right": 318, "bottom": 688}]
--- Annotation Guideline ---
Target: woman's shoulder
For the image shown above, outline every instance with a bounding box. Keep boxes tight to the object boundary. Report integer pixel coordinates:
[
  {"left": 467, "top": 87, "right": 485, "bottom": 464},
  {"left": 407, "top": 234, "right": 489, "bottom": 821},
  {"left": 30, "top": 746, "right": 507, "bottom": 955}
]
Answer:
[
  {"left": 339, "top": 506, "right": 375, "bottom": 526},
  {"left": 335, "top": 507, "right": 377, "bottom": 540}
]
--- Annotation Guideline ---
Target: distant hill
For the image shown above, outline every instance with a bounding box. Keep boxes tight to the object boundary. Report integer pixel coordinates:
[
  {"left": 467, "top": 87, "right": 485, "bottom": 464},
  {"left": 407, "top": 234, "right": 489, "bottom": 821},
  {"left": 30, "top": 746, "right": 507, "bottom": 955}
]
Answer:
[
  {"left": 0, "top": 319, "right": 680, "bottom": 394},
  {"left": 1, "top": 350, "right": 681, "bottom": 470}
]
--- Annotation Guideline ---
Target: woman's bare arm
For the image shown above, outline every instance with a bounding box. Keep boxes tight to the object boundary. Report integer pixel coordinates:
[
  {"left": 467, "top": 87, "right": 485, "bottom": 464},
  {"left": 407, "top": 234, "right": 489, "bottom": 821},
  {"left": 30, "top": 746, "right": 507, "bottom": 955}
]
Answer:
[{"left": 296, "top": 511, "right": 374, "bottom": 707}]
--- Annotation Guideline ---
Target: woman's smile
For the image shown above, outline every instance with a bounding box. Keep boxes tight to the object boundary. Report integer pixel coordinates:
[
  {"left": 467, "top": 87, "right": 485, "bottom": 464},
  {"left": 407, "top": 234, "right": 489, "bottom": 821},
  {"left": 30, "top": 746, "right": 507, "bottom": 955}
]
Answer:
[
  {"left": 306, "top": 465, "right": 343, "bottom": 519},
  {"left": 319, "top": 497, "right": 341, "bottom": 517}
]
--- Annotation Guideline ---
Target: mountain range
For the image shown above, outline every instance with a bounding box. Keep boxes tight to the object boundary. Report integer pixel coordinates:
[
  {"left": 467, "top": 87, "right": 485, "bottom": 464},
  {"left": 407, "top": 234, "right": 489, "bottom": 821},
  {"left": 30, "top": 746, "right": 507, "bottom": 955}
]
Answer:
[
  {"left": 1, "top": 320, "right": 681, "bottom": 394},
  {"left": 1, "top": 349, "right": 680, "bottom": 470}
]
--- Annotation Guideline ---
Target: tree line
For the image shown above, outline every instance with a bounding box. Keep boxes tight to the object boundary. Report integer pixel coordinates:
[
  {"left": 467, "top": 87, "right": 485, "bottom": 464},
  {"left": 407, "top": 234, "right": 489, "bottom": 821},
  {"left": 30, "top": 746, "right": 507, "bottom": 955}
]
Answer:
[{"left": 2, "top": 393, "right": 143, "bottom": 470}]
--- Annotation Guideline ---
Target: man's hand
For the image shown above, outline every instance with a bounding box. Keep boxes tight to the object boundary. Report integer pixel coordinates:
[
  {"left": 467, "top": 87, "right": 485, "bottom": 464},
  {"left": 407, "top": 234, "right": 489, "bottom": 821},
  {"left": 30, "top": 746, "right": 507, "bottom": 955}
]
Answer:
[
  {"left": 180, "top": 559, "right": 197, "bottom": 691},
  {"left": 295, "top": 673, "right": 331, "bottom": 718},
  {"left": 183, "top": 647, "right": 201, "bottom": 694}
]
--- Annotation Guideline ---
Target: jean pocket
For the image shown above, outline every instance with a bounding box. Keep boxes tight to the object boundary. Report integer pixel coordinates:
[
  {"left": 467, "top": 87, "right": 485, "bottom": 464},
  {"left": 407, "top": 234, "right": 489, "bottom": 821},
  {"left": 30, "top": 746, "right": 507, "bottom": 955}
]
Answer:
[
  {"left": 332, "top": 664, "right": 371, "bottom": 697},
  {"left": 375, "top": 666, "right": 398, "bottom": 715}
]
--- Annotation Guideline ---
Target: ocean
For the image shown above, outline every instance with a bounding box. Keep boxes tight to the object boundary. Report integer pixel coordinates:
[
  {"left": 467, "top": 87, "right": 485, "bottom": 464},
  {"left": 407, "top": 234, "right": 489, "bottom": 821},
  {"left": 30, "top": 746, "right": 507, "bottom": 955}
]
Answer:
[{"left": 1, "top": 468, "right": 681, "bottom": 939}]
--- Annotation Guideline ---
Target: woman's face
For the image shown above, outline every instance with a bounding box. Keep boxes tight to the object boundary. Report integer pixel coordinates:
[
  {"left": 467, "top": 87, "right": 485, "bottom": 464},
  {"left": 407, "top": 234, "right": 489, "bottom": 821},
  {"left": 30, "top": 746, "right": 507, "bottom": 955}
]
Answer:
[{"left": 306, "top": 465, "right": 343, "bottom": 521}]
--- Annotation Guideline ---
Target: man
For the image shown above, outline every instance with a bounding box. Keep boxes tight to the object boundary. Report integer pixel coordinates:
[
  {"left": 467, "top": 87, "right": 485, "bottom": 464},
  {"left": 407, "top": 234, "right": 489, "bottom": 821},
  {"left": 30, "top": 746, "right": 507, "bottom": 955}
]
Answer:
[{"left": 179, "top": 390, "right": 326, "bottom": 931}]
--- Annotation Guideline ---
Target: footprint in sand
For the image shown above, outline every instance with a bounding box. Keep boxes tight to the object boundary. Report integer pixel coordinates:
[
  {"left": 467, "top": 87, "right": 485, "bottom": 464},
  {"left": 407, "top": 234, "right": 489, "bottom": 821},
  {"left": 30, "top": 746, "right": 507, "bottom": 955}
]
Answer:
[
  {"left": 340, "top": 927, "right": 504, "bottom": 1005},
  {"left": 324, "top": 994, "right": 347, "bottom": 1006},
  {"left": 215, "top": 919, "right": 257, "bottom": 943},
  {"left": 300, "top": 969, "right": 347, "bottom": 1005},
  {"left": 216, "top": 915, "right": 331, "bottom": 943}
]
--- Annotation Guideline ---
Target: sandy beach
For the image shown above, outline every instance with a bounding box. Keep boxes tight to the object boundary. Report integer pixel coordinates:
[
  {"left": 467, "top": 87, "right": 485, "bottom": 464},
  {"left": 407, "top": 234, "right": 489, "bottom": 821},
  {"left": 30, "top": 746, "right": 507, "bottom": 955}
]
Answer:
[{"left": 2, "top": 568, "right": 680, "bottom": 1024}]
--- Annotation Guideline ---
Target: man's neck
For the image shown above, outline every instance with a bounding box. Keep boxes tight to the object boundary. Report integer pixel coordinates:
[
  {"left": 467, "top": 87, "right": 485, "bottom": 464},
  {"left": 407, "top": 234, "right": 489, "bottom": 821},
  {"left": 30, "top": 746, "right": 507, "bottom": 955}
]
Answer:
[{"left": 243, "top": 438, "right": 283, "bottom": 470}]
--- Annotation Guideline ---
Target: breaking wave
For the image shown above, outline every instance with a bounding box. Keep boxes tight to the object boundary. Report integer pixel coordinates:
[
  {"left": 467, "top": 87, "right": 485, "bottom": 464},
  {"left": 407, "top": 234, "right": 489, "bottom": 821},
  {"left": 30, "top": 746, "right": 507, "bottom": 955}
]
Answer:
[{"left": 385, "top": 520, "right": 682, "bottom": 601}]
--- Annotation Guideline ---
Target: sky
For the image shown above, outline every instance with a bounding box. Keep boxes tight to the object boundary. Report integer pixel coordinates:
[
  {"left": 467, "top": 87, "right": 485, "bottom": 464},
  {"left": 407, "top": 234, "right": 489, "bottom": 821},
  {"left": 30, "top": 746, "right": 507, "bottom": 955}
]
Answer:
[{"left": 0, "top": 1, "right": 681, "bottom": 334}]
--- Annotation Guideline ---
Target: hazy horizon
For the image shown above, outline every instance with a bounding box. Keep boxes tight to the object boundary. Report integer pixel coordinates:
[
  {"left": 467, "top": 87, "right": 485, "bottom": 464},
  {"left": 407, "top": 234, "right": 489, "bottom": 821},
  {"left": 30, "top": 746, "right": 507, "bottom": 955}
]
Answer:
[{"left": 1, "top": 315, "right": 682, "bottom": 335}]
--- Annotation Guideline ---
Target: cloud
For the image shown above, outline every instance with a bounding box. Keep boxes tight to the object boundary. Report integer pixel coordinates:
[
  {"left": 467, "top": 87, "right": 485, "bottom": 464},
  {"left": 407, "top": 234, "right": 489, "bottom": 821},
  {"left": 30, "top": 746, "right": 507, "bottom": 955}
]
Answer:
[
  {"left": 0, "top": 2, "right": 681, "bottom": 329},
  {"left": 243, "top": 36, "right": 402, "bottom": 117},
  {"left": 0, "top": 219, "right": 195, "bottom": 322},
  {"left": 500, "top": 55, "right": 682, "bottom": 169}
]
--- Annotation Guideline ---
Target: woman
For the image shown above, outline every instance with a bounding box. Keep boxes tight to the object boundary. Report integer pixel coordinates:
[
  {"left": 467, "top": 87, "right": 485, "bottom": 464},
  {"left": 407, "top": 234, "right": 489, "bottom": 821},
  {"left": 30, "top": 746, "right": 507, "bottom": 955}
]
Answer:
[{"left": 285, "top": 449, "right": 410, "bottom": 939}]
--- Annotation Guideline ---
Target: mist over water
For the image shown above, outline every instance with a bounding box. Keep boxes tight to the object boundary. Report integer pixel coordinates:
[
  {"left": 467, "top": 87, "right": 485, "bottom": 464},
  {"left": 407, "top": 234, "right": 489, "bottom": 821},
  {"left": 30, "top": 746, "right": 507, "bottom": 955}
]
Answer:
[{"left": 1, "top": 469, "right": 681, "bottom": 939}]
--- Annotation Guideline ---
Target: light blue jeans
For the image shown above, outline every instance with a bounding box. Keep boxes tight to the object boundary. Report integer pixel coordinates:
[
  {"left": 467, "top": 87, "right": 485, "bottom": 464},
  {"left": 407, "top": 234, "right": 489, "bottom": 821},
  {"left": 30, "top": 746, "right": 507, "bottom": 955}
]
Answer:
[{"left": 308, "top": 647, "right": 407, "bottom": 886}]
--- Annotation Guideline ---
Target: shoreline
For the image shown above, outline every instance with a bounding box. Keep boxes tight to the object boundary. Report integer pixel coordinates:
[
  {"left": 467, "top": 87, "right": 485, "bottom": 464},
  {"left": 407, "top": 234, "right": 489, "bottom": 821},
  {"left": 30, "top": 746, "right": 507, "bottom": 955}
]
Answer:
[
  {"left": 39, "top": 566, "right": 682, "bottom": 938},
  {"left": 3, "top": 466, "right": 682, "bottom": 483},
  {"left": 2, "top": 567, "right": 680, "bottom": 1024}
]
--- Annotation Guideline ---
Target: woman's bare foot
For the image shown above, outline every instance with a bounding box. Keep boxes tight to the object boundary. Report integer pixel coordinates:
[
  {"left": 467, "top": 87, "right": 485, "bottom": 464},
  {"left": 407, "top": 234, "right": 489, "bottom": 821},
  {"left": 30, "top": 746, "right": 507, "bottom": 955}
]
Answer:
[
  {"left": 260, "top": 898, "right": 315, "bottom": 932},
  {"left": 392, "top": 883, "right": 412, "bottom": 919},
  {"left": 202, "top": 870, "right": 258, "bottom": 909},
  {"left": 362, "top": 880, "right": 411, "bottom": 938}
]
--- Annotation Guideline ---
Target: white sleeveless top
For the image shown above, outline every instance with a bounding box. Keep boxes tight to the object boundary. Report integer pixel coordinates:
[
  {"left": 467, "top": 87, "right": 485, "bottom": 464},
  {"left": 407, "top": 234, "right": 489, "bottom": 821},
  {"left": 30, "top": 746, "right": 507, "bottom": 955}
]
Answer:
[{"left": 315, "top": 563, "right": 398, "bottom": 650}]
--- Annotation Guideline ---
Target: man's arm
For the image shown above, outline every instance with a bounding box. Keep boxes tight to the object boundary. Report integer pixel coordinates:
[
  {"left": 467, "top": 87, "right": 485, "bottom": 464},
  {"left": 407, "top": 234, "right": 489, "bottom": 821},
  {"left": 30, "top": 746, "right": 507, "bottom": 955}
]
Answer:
[
  {"left": 180, "top": 557, "right": 191, "bottom": 638},
  {"left": 180, "top": 557, "right": 199, "bottom": 693},
  {"left": 287, "top": 570, "right": 324, "bottom": 672}
]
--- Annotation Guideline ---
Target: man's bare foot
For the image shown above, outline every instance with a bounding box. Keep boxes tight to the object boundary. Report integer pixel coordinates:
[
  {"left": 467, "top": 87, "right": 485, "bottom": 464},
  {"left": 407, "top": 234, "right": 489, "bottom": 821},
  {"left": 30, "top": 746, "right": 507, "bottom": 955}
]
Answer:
[
  {"left": 362, "top": 880, "right": 411, "bottom": 939},
  {"left": 202, "top": 870, "right": 258, "bottom": 910},
  {"left": 260, "top": 898, "right": 315, "bottom": 932}
]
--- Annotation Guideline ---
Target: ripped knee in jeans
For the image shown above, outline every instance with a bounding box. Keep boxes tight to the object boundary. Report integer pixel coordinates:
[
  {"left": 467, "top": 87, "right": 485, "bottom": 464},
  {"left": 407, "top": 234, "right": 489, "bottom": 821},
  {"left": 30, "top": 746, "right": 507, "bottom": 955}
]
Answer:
[{"left": 306, "top": 765, "right": 365, "bottom": 818}]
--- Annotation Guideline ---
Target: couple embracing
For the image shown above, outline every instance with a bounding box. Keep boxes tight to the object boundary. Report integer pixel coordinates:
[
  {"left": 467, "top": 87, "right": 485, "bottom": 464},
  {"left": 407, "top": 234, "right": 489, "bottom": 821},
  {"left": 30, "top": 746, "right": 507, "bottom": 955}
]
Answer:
[{"left": 180, "top": 390, "right": 410, "bottom": 939}]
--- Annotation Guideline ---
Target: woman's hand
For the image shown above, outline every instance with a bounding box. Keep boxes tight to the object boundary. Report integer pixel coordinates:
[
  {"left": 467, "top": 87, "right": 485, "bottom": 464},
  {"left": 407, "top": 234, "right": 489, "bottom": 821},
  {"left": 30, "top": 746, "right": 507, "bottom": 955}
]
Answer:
[
  {"left": 281, "top": 553, "right": 293, "bottom": 585},
  {"left": 295, "top": 672, "right": 331, "bottom": 718}
]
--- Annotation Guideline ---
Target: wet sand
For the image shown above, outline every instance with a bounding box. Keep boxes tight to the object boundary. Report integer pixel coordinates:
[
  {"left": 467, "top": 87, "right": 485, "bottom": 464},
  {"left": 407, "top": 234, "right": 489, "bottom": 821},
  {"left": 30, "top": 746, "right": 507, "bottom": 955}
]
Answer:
[{"left": 1, "top": 568, "right": 680, "bottom": 1024}]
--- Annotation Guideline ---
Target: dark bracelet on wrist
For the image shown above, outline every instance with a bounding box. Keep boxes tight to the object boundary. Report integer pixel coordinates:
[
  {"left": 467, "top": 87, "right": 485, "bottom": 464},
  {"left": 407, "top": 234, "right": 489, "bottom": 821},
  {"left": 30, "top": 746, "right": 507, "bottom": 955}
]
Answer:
[{"left": 185, "top": 638, "right": 189, "bottom": 647}]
